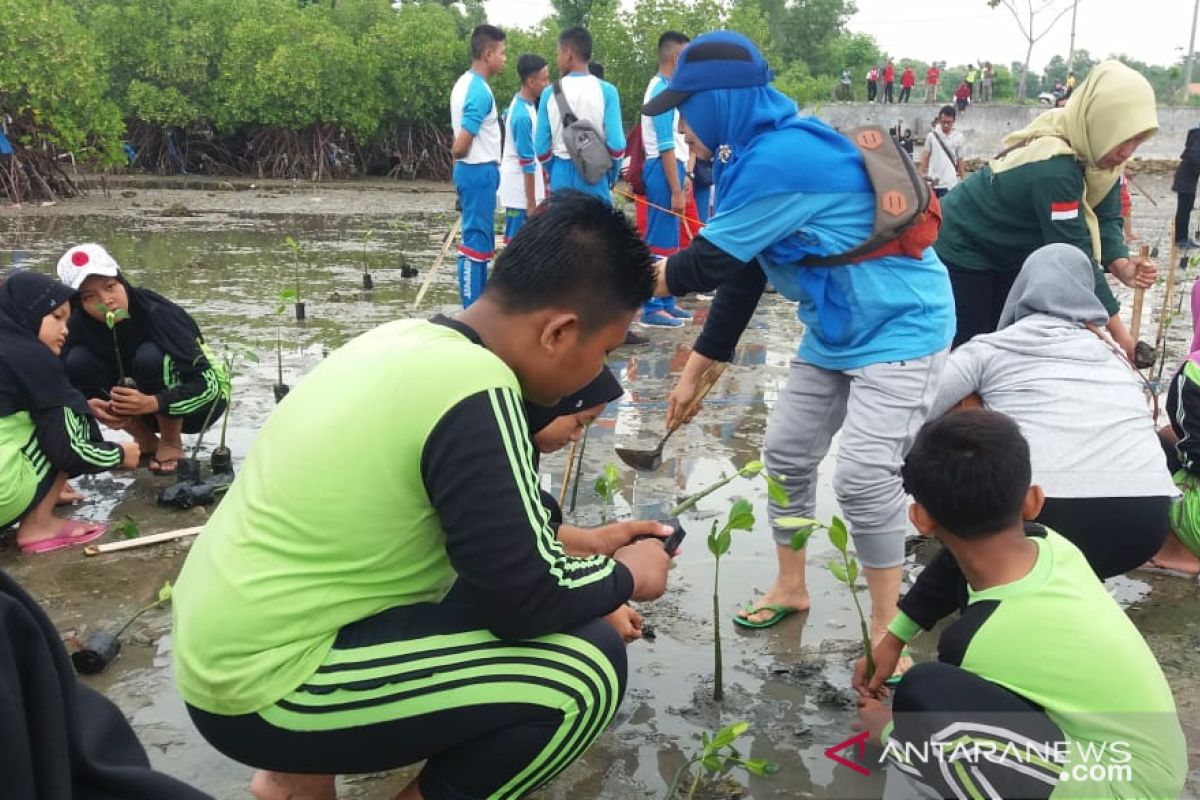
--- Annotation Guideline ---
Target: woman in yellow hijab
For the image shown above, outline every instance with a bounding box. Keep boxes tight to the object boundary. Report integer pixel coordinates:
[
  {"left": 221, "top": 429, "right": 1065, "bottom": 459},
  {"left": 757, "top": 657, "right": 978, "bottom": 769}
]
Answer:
[{"left": 933, "top": 60, "right": 1159, "bottom": 360}]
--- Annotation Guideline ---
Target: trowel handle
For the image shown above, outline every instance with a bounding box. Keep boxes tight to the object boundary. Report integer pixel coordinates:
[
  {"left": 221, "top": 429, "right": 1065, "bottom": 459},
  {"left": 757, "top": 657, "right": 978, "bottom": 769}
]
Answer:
[{"left": 668, "top": 361, "right": 728, "bottom": 433}]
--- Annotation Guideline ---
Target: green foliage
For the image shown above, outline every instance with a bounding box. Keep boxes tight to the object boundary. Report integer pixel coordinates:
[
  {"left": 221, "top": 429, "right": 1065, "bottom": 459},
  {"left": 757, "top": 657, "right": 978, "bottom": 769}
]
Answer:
[
  {"left": 664, "top": 720, "right": 778, "bottom": 798},
  {"left": 593, "top": 462, "right": 620, "bottom": 522},
  {"left": 114, "top": 515, "right": 140, "bottom": 540}
]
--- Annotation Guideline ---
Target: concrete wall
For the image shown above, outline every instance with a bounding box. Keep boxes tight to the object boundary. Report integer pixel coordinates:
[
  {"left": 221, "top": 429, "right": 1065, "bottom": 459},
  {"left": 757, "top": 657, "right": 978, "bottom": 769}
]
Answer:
[{"left": 811, "top": 102, "right": 1197, "bottom": 161}]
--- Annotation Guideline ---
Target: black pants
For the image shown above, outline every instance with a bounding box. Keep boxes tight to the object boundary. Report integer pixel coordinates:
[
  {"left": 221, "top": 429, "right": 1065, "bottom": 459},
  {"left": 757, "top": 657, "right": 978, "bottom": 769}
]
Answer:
[
  {"left": 1175, "top": 191, "right": 1194, "bottom": 243},
  {"left": 899, "top": 86, "right": 911, "bottom": 103},
  {"left": 1036, "top": 495, "right": 1170, "bottom": 579},
  {"left": 888, "top": 662, "right": 1063, "bottom": 799},
  {"left": 187, "top": 601, "right": 626, "bottom": 800},
  {"left": 945, "top": 263, "right": 1018, "bottom": 347},
  {"left": 867, "top": 81, "right": 877, "bottom": 101},
  {"left": 884, "top": 81, "right": 894, "bottom": 102},
  {"left": 65, "top": 341, "right": 222, "bottom": 434}
]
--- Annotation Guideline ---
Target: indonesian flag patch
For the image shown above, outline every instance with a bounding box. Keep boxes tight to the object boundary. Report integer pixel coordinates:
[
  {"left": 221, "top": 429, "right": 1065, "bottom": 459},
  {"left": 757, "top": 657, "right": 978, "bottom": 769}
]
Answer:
[{"left": 1050, "top": 200, "right": 1080, "bottom": 221}]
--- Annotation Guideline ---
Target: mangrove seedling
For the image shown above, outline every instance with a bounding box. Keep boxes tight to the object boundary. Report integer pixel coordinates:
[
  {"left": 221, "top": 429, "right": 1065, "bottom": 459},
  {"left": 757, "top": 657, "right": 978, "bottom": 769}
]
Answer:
[
  {"left": 669, "top": 459, "right": 788, "bottom": 518},
  {"left": 211, "top": 348, "right": 257, "bottom": 476},
  {"left": 593, "top": 462, "right": 620, "bottom": 523},
  {"left": 394, "top": 220, "right": 419, "bottom": 278},
  {"left": 113, "top": 515, "right": 140, "bottom": 540},
  {"left": 284, "top": 235, "right": 306, "bottom": 320},
  {"left": 96, "top": 304, "right": 134, "bottom": 387},
  {"left": 707, "top": 498, "right": 756, "bottom": 702},
  {"left": 72, "top": 580, "right": 173, "bottom": 675},
  {"left": 361, "top": 228, "right": 375, "bottom": 290},
  {"left": 664, "top": 721, "right": 778, "bottom": 799},
  {"left": 272, "top": 289, "right": 295, "bottom": 403},
  {"left": 781, "top": 514, "right": 875, "bottom": 680}
]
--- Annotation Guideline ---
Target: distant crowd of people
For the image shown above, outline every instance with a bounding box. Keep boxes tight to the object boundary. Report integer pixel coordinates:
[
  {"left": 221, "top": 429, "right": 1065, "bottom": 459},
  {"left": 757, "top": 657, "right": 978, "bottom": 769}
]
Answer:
[{"left": 839, "top": 60, "right": 995, "bottom": 110}]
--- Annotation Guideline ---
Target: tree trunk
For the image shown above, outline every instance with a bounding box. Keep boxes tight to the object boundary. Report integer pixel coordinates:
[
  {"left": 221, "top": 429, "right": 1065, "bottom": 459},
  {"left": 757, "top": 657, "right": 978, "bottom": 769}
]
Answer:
[{"left": 1019, "top": 39, "right": 1034, "bottom": 103}]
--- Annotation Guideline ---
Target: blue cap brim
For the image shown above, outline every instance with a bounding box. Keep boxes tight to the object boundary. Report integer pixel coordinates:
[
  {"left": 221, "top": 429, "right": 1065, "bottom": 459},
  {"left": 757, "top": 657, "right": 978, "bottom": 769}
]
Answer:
[{"left": 641, "top": 89, "right": 691, "bottom": 117}]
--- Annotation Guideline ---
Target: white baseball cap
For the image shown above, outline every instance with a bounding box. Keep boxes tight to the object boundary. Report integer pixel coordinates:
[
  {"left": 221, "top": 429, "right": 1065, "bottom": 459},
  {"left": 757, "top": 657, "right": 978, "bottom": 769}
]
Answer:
[{"left": 57, "top": 243, "right": 121, "bottom": 291}]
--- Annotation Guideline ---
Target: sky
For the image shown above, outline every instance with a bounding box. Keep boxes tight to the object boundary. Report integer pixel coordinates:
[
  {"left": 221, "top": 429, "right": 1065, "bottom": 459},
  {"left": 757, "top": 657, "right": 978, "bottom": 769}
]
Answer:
[{"left": 483, "top": 0, "right": 1195, "bottom": 71}]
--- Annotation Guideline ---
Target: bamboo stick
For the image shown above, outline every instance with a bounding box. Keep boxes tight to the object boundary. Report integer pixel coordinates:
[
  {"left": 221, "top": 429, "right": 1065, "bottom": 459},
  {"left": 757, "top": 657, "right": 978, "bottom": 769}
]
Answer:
[{"left": 84, "top": 526, "right": 203, "bottom": 556}]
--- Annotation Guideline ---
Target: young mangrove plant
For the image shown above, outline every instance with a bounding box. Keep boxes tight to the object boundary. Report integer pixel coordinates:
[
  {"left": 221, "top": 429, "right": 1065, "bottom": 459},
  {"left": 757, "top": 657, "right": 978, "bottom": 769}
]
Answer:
[
  {"left": 97, "top": 304, "right": 134, "bottom": 387},
  {"left": 211, "top": 348, "right": 258, "bottom": 475},
  {"left": 391, "top": 219, "right": 420, "bottom": 278},
  {"left": 707, "top": 498, "right": 755, "bottom": 702},
  {"left": 593, "top": 462, "right": 620, "bottom": 523},
  {"left": 72, "top": 580, "right": 173, "bottom": 675},
  {"left": 272, "top": 289, "right": 294, "bottom": 403},
  {"left": 361, "top": 228, "right": 375, "bottom": 290},
  {"left": 284, "top": 235, "right": 306, "bottom": 320},
  {"left": 669, "top": 459, "right": 787, "bottom": 517},
  {"left": 664, "top": 720, "right": 778, "bottom": 799},
  {"left": 782, "top": 514, "right": 874, "bottom": 679}
]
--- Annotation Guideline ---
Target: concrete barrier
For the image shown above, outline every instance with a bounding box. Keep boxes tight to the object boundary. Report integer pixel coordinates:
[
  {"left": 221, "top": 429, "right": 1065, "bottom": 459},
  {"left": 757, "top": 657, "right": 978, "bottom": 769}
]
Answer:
[{"left": 810, "top": 102, "right": 1197, "bottom": 161}]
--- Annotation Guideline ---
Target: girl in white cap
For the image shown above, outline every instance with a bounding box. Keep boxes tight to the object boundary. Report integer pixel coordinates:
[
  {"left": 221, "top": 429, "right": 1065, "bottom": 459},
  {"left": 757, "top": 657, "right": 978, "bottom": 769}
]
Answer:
[{"left": 57, "top": 244, "right": 227, "bottom": 475}]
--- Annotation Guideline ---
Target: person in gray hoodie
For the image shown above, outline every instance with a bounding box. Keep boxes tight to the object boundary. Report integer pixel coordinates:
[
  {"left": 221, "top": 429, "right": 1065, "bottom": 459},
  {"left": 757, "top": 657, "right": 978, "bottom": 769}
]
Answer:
[{"left": 928, "top": 243, "right": 1176, "bottom": 578}]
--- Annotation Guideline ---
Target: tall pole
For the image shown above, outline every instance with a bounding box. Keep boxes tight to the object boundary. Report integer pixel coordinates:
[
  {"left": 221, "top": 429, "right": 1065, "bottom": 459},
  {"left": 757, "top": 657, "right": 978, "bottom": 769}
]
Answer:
[
  {"left": 1067, "top": 0, "right": 1078, "bottom": 67},
  {"left": 1186, "top": 0, "right": 1200, "bottom": 100}
]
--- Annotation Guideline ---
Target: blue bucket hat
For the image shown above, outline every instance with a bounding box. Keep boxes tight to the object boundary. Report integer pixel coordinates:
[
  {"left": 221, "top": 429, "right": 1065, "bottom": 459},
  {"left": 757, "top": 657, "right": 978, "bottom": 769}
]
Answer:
[{"left": 641, "top": 31, "right": 773, "bottom": 117}]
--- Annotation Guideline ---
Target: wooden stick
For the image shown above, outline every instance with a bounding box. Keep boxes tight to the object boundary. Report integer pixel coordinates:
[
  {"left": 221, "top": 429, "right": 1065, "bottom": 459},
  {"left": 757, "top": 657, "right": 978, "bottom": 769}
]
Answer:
[
  {"left": 412, "top": 213, "right": 462, "bottom": 310},
  {"left": 1126, "top": 173, "right": 1158, "bottom": 207},
  {"left": 1152, "top": 225, "right": 1179, "bottom": 374},
  {"left": 558, "top": 439, "right": 579, "bottom": 508},
  {"left": 84, "top": 526, "right": 203, "bottom": 556},
  {"left": 1129, "top": 243, "right": 1151, "bottom": 341}
]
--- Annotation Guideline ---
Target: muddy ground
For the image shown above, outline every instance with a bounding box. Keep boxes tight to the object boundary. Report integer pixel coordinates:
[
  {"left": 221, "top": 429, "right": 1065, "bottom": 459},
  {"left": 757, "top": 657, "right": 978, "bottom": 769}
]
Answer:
[{"left": 2, "top": 172, "right": 1199, "bottom": 799}]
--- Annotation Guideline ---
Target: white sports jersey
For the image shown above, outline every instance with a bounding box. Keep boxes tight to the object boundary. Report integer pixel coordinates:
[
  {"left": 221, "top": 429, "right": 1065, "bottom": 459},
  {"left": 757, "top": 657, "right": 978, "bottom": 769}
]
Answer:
[
  {"left": 641, "top": 74, "right": 689, "bottom": 162},
  {"left": 540, "top": 74, "right": 607, "bottom": 161},
  {"left": 498, "top": 93, "right": 545, "bottom": 209},
  {"left": 450, "top": 70, "right": 501, "bottom": 164}
]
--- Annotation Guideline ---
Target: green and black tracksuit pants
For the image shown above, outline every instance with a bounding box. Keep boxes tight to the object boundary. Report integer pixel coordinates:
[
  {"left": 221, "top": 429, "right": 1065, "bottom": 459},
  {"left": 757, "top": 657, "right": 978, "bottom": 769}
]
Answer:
[{"left": 186, "top": 597, "right": 626, "bottom": 800}]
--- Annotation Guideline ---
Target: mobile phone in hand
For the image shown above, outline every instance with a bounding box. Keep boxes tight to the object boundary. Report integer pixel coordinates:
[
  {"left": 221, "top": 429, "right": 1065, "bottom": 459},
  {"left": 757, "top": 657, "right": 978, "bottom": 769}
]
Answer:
[{"left": 660, "top": 518, "right": 687, "bottom": 556}]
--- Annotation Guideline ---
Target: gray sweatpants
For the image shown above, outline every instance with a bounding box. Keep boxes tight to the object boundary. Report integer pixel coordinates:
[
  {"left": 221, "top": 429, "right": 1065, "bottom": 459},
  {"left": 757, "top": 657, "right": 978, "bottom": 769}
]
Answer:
[{"left": 764, "top": 351, "right": 949, "bottom": 569}]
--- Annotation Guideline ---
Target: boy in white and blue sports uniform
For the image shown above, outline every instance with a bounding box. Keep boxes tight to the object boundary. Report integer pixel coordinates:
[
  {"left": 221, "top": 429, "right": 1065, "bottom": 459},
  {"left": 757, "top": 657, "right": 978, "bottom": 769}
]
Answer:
[
  {"left": 535, "top": 26, "right": 625, "bottom": 204},
  {"left": 450, "top": 25, "right": 506, "bottom": 308},
  {"left": 498, "top": 54, "right": 549, "bottom": 244},
  {"left": 639, "top": 31, "right": 693, "bottom": 328}
]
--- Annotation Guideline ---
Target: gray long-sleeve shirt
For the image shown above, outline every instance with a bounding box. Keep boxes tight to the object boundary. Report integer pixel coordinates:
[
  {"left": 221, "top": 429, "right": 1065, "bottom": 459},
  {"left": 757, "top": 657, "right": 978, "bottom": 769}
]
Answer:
[{"left": 930, "top": 314, "right": 1176, "bottom": 499}]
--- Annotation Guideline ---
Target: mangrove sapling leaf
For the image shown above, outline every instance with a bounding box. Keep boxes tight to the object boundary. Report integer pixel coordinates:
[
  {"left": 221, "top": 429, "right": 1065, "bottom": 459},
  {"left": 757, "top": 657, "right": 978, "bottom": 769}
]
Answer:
[
  {"left": 707, "top": 500, "right": 760, "bottom": 702},
  {"left": 765, "top": 473, "right": 789, "bottom": 506},
  {"left": 97, "top": 304, "right": 131, "bottom": 384},
  {"left": 115, "top": 580, "right": 174, "bottom": 638},
  {"left": 829, "top": 558, "right": 849, "bottom": 584},
  {"left": 828, "top": 515, "right": 849, "bottom": 553},
  {"left": 664, "top": 719, "right": 777, "bottom": 799},
  {"left": 113, "top": 515, "right": 139, "bottom": 540},
  {"left": 593, "top": 461, "right": 620, "bottom": 523}
]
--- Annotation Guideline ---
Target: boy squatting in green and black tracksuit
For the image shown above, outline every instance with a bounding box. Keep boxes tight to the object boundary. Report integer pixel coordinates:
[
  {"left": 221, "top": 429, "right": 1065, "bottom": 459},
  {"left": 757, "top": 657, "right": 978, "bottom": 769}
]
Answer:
[
  {"left": 172, "top": 317, "right": 635, "bottom": 800},
  {"left": 882, "top": 527, "right": 1185, "bottom": 799}
]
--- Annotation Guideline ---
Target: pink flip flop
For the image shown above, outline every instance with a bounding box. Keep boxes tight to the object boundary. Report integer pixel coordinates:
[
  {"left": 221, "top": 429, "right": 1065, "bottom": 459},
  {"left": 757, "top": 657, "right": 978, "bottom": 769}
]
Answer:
[{"left": 20, "top": 520, "right": 107, "bottom": 554}]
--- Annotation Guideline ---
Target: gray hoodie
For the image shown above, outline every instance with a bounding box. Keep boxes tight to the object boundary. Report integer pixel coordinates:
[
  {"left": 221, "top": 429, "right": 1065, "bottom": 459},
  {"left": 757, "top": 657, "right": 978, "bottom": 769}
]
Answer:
[{"left": 931, "top": 244, "right": 1176, "bottom": 499}]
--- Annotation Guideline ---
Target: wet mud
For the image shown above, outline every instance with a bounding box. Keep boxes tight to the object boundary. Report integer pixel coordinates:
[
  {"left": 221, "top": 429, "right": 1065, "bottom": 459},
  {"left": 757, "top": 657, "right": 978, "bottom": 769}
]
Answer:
[{"left": 1, "top": 175, "right": 1199, "bottom": 798}]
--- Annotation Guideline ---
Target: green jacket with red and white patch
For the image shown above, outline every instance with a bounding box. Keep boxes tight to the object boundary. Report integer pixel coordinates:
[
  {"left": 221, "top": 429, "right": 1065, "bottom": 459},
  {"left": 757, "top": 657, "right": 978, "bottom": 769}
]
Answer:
[{"left": 933, "top": 154, "right": 1127, "bottom": 315}]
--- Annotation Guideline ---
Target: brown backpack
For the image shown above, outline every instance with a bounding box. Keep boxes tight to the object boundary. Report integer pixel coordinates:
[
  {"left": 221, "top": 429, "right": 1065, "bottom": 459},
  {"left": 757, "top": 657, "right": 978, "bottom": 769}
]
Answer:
[{"left": 799, "top": 126, "right": 941, "bottom": 267}]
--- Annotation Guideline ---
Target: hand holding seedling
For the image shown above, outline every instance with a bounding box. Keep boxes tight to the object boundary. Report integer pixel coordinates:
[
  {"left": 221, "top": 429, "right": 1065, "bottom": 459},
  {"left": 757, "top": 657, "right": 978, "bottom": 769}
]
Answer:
[
  {"left": 853, "top": 696, "right": 893, "bottom": 745},
  {"left": 614, "top": 538, "right": 671, "bottom": 601},
  {"left": 853, "top": 631, "right": 905, "bottom": 699},
  {"left": 110, "top": 385, "right": 158, "bottom": 416},
  {"left": 602, "top": 605, "right": 643, "bottom": 644},
  {"left": 87, "top": 397, "right": 127, "bottom": 428}
]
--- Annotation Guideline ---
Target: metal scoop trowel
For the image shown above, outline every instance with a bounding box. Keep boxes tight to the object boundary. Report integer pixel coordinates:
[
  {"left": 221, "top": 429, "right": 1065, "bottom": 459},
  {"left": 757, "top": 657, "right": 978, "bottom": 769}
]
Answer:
[{"left": 615, "top": 361, "right": 728, "bottom": 471}]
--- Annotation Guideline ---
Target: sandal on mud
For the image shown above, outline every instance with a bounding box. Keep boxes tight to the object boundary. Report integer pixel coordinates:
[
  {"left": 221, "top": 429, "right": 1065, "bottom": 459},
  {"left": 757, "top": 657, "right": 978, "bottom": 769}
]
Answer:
[
  {"left": 733, "top": 603, "right": 798, "bottom": 629},
  {"left": 1136, "top": 560, "right": 1200, "bottom": 579},
  {"left": 20, "top": 520, "right": 107, "bottom": 554},
  {"left": 150, "top": 456, "right": 179, "bottom": 476}
]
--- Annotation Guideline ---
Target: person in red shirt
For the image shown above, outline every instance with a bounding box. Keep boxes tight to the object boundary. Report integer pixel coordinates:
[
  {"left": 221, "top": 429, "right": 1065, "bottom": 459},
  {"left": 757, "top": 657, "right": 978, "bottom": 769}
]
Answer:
[
  {"left": 899, "top": 64, "right": 915, "bottom": 103},
  {"left": 954, "top": 80, "right": 970, "bottom": 113},
  {"left": 883, "top": 58, "right": 895, "bottom": 103},
  {"left": 925, "top": 64, "right": 940, "bottom": 103}
]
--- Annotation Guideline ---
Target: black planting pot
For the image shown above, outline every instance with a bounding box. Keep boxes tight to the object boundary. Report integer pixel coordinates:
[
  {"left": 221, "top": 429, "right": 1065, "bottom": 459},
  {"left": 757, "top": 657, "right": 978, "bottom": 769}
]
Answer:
[
  {"left": 400, "top": 265, "right": 419, "bottom": 279},
  {"left": 176, "top": 457, "right": 202, "bottom": 483},
  {"left": 362, "top": 272, "right": 374, "bottom": 291},
  {"left": 210, "top": 446, "right": 233, "bottom": 475},
  {"left": 294, "top": 301, "right": 306, "bottom": 321},
  {"left": 273, "top": 383, "right": 290, "bottom": 404},
  {"left": 71, "top": 631, "right": 121, "bottom": 674}
]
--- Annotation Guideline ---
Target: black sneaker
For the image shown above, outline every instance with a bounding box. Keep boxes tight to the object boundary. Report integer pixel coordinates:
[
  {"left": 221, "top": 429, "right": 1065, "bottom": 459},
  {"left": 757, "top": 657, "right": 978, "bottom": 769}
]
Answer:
[{"left": 621, "top": 330, "right": 650, "bottom": 346}]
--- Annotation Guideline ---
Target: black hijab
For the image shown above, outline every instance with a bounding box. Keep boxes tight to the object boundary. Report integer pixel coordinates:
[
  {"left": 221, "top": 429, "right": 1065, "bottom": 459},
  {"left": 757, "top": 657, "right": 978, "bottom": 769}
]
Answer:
[
  {"left": 0, "top": 271, "right": 89, "bottom": 417},
  {"left": 525, "top": 365, "right": 624, "bottom": 438},
  {"left": 65, "top": 275, "right": 205, "bottom": 367}
]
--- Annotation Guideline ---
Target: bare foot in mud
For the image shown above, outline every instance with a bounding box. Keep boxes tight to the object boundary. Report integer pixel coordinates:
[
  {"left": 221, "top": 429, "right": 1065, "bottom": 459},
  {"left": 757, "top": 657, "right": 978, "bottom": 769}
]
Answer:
[
  {"left": 250, "top": 771, "right": 336, "bottom": 800},
  {"left": 150, "top": 442, "right": 185, "bottom": 474},
  {"left": 57, "top": 482, "right": 84, "bottom": 505}
]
